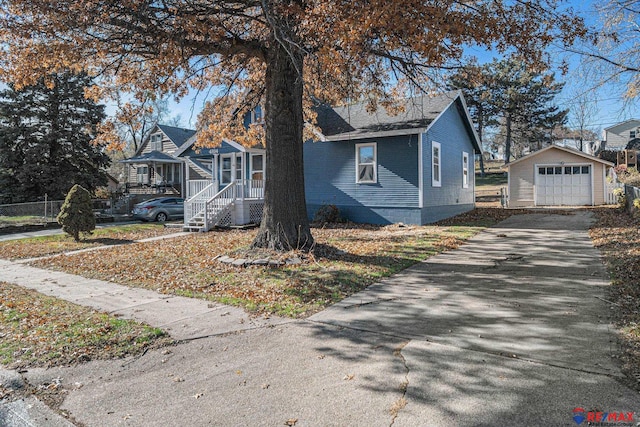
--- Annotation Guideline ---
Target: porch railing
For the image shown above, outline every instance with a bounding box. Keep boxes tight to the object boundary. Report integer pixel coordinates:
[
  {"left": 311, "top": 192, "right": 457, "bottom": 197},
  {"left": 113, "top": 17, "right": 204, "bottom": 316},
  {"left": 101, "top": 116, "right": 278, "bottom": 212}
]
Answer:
[
  {"left": 184, "top": 179, "right": 265, "bottom": 230},
  {"left": 235, "top": 179, "right": 264, "bottom": 199},
  {"left": 204, "top": 182, "right": 237, "bottom": 230},
  {"left": 184, "top": 183, "right": 216, "bottom": 225},
  {"left": 188, "top": 180, "right": 214, "bottom": 199}
]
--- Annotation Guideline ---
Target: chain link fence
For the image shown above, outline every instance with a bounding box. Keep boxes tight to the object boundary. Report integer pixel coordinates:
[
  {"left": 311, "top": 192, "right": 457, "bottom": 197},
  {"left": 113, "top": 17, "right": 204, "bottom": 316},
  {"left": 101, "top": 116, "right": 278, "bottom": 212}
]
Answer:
[
  {"left": 0, "top": 200, "right": 65, "bottom": 222},
  {"left": 0, "top": 199, "right": 115, "bottom": 221}
]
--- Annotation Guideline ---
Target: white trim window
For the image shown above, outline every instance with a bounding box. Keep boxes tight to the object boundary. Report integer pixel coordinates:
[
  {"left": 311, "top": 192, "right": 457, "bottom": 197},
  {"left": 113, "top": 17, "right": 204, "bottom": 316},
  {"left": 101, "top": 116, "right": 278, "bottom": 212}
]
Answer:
[
  {"left": 235, "top": 155, "right": 243, "bottom": 181},
  {"left": 356, "top": 143, "right": 377, "bottom": 183},
  {"left": 221, "top": 155, "right": 232, "bottom": 184},
  {"left": 250, "top": 154, "right": 264, "bottom": 180},
  {"left": 150, "top": 133, "right": 162, "bottom": 151},
  {"left": 432, "top": 141, "right": 441, "bottom": 187},
  {"left": 136, "top": 166, "right": 148, "bottom": 183},
  {"left": 462, "top": 151, "right": 469, "bottom": 188}
]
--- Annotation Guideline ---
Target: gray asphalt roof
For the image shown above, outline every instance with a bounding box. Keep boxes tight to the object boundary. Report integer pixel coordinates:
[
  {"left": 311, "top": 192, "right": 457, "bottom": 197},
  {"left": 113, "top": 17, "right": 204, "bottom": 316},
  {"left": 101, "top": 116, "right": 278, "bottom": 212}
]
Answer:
[
  {"left": 157, "top": 124, "right": 196, "bottom": 147},
  {"left": 315, "top": 91, "right": 460, "bottom": 139},
  {"left": 120, "top": 150, "right": 183, "bottom": 164}
]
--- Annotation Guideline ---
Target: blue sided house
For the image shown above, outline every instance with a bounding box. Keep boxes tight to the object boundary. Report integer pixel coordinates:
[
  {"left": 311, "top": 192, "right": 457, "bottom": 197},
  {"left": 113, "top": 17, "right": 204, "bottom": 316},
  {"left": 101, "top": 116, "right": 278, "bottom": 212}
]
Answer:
[{"left": 304, "top": 90, "right": 481, "bottom": 225}]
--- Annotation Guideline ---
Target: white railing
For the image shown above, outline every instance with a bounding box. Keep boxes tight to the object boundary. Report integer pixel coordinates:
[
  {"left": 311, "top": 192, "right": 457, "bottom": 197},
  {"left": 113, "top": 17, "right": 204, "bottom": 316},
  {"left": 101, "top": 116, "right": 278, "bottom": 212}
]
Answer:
[
  {"left": 235, "top": 179, "right": 264, "bottom": 200},
  {"left": 188, "top": 180, "right": 213, "bottom": 199},
  {"left": 184, "top": 183, "right": 216, "bottom": 226},
  {"left": 204, "top": 182, "right": 237, "bottom": 230},
  {"left": 184, "top": 179, "right": 265, "bottom": 230},
  {"left": 605, "top": 182, "right": 624, "bottom": 205}
]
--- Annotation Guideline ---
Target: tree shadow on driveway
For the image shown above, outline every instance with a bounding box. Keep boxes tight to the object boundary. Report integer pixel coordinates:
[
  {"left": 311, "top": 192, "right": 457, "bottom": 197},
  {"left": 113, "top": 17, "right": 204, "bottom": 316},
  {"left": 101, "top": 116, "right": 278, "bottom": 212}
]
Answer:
[{"left": 304, "top": 212, "right": 640, "bottom": 426}]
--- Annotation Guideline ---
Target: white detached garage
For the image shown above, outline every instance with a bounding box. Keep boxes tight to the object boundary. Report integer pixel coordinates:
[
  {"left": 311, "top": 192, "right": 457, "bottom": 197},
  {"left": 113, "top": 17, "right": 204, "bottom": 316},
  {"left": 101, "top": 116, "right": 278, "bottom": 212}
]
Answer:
[{"left": 506, "top": 145, "right": 614, "bottom": 208}]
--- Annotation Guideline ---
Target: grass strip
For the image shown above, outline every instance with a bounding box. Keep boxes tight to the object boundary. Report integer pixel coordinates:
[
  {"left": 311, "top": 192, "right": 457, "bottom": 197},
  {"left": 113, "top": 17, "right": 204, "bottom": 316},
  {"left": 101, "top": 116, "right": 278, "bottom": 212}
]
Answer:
[{"left": 0, "top": 282, "right": 172, "bottom": 369}]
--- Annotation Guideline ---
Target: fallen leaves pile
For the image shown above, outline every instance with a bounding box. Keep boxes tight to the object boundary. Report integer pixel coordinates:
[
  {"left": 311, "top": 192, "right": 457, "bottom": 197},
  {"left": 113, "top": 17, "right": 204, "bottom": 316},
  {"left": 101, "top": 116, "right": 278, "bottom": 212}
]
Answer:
[
  {"left": 0, "top": 282, "right": 173, "bottom": 369},
  {"left": 31, "top": 223, "right": 483, "bottom": 317},
  {"left": 589, "top": 207, "right": 640, "bottom": 389},
  {"left": 0, "top": 224, "right": 177, "bottom": 260}
]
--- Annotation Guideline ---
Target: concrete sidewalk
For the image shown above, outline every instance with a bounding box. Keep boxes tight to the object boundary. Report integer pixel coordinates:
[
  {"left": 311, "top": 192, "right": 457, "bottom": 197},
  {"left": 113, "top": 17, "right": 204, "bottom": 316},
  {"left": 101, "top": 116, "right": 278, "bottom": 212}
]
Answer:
[
  {"left": 0, "top": 259, "right": 288, "bottom": 341},
  {"left": 1, "top": 211, "right": 639, "bottom": 426}
]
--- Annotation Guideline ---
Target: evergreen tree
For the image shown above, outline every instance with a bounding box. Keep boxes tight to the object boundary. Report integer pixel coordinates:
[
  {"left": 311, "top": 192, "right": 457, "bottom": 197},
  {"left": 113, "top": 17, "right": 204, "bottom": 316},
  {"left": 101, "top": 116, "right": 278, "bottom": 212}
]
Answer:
[
  {"left": 57, "top": 184, "right": 95, "bottom": 242},
  {"left": 449, "top": 58, "right": 568, "bottom": 163},
  {"left": 0, "top": 72, "right": 110, "bottom": 203}
]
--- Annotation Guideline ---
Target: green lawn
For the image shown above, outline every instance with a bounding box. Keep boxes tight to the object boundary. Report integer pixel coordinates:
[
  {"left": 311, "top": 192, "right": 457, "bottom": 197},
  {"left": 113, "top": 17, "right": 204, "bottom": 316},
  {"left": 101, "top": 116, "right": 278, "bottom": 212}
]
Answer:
[{"left": 475, "top": 173, "right": 508, "bottom": 187}]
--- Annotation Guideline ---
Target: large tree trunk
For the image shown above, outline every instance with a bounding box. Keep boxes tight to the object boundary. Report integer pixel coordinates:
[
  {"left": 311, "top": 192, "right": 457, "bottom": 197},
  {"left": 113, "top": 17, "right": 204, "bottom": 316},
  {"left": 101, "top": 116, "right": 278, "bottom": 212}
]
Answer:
[{"left": 251, "top": 42, "right": 314, "bottom": 251}]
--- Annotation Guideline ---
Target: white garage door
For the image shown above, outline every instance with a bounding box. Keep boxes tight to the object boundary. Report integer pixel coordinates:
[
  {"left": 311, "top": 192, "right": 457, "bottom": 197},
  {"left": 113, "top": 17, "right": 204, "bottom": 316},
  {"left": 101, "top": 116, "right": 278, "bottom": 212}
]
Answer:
[{"left": 535, "top": 164, "right": 592, "bottom": 206}]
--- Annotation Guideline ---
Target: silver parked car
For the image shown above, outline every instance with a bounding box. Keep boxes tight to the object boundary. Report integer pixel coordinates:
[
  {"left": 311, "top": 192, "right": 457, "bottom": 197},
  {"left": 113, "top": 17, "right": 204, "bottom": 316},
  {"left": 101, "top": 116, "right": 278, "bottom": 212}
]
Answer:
[{"left": 132, "top": 197, "right": 184, "bottom": 222}]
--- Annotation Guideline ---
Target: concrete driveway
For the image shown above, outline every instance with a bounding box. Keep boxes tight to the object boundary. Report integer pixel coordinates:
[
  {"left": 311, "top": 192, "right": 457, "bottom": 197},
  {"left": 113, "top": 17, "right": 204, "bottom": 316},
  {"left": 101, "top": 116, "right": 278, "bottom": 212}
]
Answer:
[{"left": 6, "top": 212, "right": 640, "bottom": 426}]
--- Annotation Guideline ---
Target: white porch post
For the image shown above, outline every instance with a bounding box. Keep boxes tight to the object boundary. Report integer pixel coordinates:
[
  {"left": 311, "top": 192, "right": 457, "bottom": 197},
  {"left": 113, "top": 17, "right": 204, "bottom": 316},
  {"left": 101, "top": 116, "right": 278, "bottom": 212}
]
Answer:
[
  {"left": 213, "top": 154, "right": 218, "bottom": 186},
  {"left": 181, "top": 159, "right": 186, "bottom": 198},
  {"left": 185, "top": 157, "right": 191, "bottom": 198}
]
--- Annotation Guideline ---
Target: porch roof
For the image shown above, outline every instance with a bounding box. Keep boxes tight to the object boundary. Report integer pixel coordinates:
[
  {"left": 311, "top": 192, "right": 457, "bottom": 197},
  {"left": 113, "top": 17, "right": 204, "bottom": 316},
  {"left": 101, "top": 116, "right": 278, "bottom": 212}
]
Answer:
[{"left": 120, "top": 150, "right": 183, "bottom": 164}]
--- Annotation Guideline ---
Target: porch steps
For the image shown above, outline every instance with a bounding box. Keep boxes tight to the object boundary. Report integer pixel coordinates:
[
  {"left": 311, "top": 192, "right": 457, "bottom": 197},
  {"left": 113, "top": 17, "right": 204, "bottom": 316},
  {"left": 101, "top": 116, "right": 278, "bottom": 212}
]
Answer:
[
  {"left": 183, "top": 180, "right": 264, "bottom": 232},
  {"left": 183, "top": 213, "right": 206, "bottom": 232},
  {"left": 183, "top": 201, "right": 234, "bottom": 232}
]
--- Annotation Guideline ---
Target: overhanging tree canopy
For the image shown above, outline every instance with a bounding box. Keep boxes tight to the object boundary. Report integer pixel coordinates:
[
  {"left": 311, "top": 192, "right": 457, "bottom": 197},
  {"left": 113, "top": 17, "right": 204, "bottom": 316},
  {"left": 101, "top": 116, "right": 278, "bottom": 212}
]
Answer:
[{"left": 0, "top": 0, "right": 585, "bottom": 249}]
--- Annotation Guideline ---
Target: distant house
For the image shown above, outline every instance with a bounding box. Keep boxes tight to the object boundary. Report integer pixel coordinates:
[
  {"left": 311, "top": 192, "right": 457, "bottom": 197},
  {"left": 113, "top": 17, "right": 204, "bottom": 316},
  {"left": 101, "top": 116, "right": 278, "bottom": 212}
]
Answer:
[
  {"left": 552, "top": 139, "right": 599, "bottom": 156},
  {"left": 303, "top": 90, "right": 481, "bottom": 225},
  {"left": 603, "top": 119, "right": 640, "bottom": 151},
  {"left": 121, "top": 124, "right": 199, "bottom": 196},
  {"left": 505, "top": 145, "right": 615, "bottom": 207}
]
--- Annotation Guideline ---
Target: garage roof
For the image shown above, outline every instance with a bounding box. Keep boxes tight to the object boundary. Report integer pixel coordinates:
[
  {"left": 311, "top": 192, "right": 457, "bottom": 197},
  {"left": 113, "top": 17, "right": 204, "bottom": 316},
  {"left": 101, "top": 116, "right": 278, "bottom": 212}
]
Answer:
[{"left": 505, "top": 145, "right": 614, "bottom": 168}]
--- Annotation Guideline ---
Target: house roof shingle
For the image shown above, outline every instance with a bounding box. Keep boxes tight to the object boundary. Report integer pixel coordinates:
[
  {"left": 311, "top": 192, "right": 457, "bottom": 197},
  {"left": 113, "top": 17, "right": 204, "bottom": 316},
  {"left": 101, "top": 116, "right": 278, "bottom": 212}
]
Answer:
[
  {"left": 315, "top": 91, "right": 460, "bottom": 140},
  {"left": 120, "top": 150, "right": 184, "bottom": 164},
  {"left": 156, "top": 124, "right": 196, "bottom": 147},
  {"left": 505, "top": 145, "right": 614, "bottom": 168}
]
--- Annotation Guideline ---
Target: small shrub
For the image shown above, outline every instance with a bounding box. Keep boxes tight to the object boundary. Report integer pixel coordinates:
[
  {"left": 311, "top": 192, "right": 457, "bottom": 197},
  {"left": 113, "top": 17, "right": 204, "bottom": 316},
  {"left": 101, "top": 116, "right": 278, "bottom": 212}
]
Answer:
[
  {"left": 57, "top": 184, "right": 96, "bottom": 241},
  {"left": 613, "top": 187, "right": 627, "bottom": 209},
  {"left": 313, "top": 204, "right": 342, "bottom": 224},
  {"left": 614, "top": 166, "right": 640, "bottom": 187}
]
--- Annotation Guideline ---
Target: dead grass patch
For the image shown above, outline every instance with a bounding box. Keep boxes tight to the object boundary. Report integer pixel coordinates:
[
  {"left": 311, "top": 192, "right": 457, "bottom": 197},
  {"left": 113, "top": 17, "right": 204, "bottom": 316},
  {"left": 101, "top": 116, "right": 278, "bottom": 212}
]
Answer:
[
  {"left": 30, "top": 221, "right": 485, "bottom": 317},
  {"left": 0, "top": 282, "right": 173, "bottom": 369},
  {"left": 0, "top": 224, "right": 177, "bottom": 260},
  {"left": 589, "top": 207, "right": 640, "bottom": 390}
]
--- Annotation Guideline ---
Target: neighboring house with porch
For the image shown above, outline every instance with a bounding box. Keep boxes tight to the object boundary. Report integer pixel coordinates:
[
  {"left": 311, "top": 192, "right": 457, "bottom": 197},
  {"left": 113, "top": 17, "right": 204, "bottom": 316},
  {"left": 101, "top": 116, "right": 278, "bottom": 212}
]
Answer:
[
  {"left": 120, "top": 119, "right": 266, "bottom": 230},
  {"left": 302, "top": 90, "right": 481, "bottom": 225},
  {"left": 121, "top": 124, "right": 199, "bottom": 196},
  {"left": 603, "top": 119, "right": 640, "bottom": 151}
]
